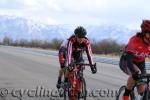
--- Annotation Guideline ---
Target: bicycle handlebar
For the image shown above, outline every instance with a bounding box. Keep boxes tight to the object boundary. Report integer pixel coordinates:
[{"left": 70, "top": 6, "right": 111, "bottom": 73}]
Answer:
[
  {"left": 138, "top": 74, "right": 150, "bottom": 79},
  {"left": 73, "top": 62, "right": 96, "bottom": 67}
]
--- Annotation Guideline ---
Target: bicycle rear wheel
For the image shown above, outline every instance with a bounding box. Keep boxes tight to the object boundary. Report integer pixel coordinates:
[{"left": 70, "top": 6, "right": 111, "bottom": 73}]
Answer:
[{"left": 116, "top": 86, "right": 135, "bottom": 100}]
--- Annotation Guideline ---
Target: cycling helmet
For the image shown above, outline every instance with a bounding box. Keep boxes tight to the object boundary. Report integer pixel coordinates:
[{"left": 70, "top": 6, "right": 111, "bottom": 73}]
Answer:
[
  {"left": 74, "top": 26, "right": 87, "bottom": 37},
  {"left": 141, "top": 20, "right": 150, "bottom": 33}
]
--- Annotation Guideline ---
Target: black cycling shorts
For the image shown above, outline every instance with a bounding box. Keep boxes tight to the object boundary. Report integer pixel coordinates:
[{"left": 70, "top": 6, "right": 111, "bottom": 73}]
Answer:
[{"left": 119, "top": 55, "right": 146, "bottom": 75}]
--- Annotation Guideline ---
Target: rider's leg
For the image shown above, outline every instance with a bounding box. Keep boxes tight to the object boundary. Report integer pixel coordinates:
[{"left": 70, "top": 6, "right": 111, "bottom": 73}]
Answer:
[
  {"left": 64, "top": 69, "right": 68, "bottom": 83},
  {"left": 124, "top": 75, "right": 135, "bottom": 95},
  {"left": 57, "top": 47, "right": 66, "bottom": 88},
  {"left": 124, "top": 64, "right": 141, "bottom": 95},
  {"left": 57, "top": 55, "right": 66, "bottom": 88},
  {"left": 57, "top": 67, "right": 65, "bottom": 84},
  {"left": 122, "top": 75, "right": 136, "bottom": 100},
  {"left": 136, "top": 61, "right": 146, "bottom": 96},
  {"left": 119, "top": 56, "right": 140, "bottom": 99},
  {"left": 57, "top": 67, "right": 66, "bottom": 89}
]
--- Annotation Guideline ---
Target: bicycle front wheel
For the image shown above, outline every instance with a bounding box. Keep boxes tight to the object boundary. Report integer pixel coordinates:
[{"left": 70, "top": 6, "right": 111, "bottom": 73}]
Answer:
[
  {"left": 116, "top": 86, "right": 135, "bottom": 100},
  {"left": 64, "top": 78, "right": 72, "bottom": 100},
  {"left": 78, "top": 77, "right": 87, "bottom": 100},
  {"left": 142, "top": 87, "right": 150, "bottom": 100}
]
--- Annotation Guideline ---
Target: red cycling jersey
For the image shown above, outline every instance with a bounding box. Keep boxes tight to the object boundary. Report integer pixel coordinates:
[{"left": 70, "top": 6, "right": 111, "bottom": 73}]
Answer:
[
  {"left": 67, "top": 35, "right": 94, "bottom": 66},
  {"left": 126, "top": 35, "right": 150, "bottom": 62}
]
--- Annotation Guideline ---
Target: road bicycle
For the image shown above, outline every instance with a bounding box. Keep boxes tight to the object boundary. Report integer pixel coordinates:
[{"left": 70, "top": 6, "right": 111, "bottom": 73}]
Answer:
[
  {"left": 116, "top": 74, "right": 150, "bottom": 100},
  {"left": 63, "top": 62, "right": 96, "bottom": 100}
]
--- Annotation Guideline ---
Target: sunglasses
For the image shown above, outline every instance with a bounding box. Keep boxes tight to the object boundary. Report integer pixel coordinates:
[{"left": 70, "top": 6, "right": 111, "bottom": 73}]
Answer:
[
  {"left": 144, "top": 30, "right": 150, "bottom": 34},
  {"left": 75, "top": 35, "right": 84, "bottom": 38}
]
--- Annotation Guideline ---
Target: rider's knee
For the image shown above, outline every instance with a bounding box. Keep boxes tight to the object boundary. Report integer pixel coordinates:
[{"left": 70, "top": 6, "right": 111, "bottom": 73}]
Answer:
[
  {"left": 127, "top": 76, "right": 135, "bottom": 89},
  {"left": 137, "top": 84, "right": 146, "bottom": 93}
]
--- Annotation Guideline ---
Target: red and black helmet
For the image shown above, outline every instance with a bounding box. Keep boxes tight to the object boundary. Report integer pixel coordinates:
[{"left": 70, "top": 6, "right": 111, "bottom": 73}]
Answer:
[{"left": 141, "top": 20, "right": 150, "bottom": 33}]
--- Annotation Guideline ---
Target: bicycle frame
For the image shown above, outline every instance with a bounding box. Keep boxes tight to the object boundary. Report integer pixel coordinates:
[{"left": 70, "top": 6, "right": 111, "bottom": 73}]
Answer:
[
  {"left": 67, "top": 64, "right": 84, "bottom": 100},
  {"left": 64, "top": 63, "right": 94, "bottom": 100}
]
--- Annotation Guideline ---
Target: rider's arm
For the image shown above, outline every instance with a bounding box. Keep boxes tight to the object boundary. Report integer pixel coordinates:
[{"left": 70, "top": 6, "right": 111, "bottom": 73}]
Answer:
[
  {"left": 67, "top": 40, "right": 73, "bottom": 66},
  {"left": 85, "top": 40, "right": 94, "bottom": 65},
  {"left": 124, "top": 36, "right": 140, "bottom": 73}
]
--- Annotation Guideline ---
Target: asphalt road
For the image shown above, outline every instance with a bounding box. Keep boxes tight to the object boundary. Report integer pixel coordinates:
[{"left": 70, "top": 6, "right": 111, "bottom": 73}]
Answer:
[{"left": 0, "top": 46, "right": 129, "bottom": 100}]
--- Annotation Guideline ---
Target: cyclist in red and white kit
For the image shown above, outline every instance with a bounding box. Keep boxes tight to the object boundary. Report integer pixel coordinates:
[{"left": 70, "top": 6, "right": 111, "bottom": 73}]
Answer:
[
  {"left": 64, "top": 26, "right": 97, "bottom": 83},
  {"left": 56, "top": 26, "right": 97, "bottom": 88},
  {"left": 120, "top": 20, "right": 150, "bottom": 100}
]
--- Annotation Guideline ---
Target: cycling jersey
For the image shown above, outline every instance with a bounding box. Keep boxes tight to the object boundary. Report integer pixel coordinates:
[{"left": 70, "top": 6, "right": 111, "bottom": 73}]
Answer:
[
  {"left": 125, "top": 35, "right": 150, "bottom": 63},
  {"left": 120, "top": 35, "right": 149, "bottom": 74},
  {"left": 67, "top": 35, "right": 94, "bottom": 66}
]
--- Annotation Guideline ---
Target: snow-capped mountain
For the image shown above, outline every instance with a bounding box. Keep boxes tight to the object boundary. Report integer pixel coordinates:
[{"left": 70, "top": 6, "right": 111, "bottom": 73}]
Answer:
[
  {"left": 86, "top": 24, "right": 137, "bottom": 43},
  {"left": 0, "top": 15, "right": 137, "bottom": 43},
  {"left": 0, "top": 15, "right": 75, "bottom": 41}
]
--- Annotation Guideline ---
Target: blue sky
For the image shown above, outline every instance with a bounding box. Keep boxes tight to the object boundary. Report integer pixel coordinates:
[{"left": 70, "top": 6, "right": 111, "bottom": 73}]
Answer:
[{"left": 0, "top": 0, "right": 150, "bottom": 29}]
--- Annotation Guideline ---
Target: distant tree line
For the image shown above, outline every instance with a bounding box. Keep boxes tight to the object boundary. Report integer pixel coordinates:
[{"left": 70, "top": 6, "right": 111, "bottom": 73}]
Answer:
[
  {"left": 1, "top": 36, "right": 63, "bottom": 50},
  {"left": 0, "top": 36, "right": 125, "bottom": 55},
  {"left": 91, "top": 38, "right": 125, "bottom": 55}
]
